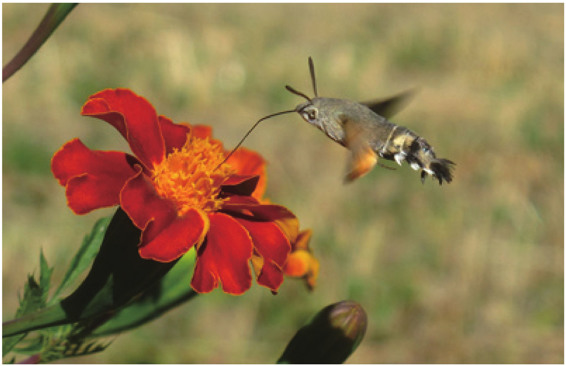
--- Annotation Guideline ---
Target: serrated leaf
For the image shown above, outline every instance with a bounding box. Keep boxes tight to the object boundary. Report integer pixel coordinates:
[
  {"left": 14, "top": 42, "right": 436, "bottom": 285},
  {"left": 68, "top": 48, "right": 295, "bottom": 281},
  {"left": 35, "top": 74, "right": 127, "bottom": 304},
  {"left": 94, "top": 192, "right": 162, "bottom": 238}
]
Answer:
[
  {"left": 40, "top": 336, "right": 110, "bottom": 363},
  {"left": 14, "top": 252, "right": 52, "bottom": 320},
  {"left": 51, "top": 216, "right": 111, "bottom": 301},
  {"left": 17, "top": 276, "right": 45, "bottom": 317}
]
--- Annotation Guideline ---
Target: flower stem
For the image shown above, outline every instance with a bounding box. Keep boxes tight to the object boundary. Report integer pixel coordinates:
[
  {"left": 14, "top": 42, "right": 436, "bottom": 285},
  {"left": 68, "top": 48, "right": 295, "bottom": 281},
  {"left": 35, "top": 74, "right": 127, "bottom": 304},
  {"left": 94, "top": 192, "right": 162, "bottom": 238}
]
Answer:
[
  {"left": 3, "top": 3, "right": 77, "bottom": 83},
  {"left": 3, "top": 304, "right": 69, "bottom": 338}
]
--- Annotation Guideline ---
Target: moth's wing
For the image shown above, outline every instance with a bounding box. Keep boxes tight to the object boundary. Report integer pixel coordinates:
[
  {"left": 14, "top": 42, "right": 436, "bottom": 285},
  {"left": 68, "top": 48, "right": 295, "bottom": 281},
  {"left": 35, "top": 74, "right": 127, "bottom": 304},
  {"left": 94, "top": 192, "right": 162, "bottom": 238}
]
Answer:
[
  {"left": 343, "top": 119, "right": 378, "bottom": 183},
  {"left": 361, "top": 89, "right": 416, "bottom": 119}
]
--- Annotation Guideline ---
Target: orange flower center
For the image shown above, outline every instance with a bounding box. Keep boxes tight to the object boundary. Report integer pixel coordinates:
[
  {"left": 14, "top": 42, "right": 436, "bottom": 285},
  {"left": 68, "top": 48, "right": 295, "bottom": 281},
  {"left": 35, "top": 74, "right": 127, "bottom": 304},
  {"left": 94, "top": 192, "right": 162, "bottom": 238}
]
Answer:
[{"left": 152, "top": 134, "right": 233, "bottom": 216}]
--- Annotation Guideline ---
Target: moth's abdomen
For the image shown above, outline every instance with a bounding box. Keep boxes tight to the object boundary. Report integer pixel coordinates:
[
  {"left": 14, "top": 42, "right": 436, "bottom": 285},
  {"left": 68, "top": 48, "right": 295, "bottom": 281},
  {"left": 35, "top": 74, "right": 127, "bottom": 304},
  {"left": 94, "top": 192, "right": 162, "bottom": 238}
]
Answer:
[{"left": 374, "top": 125, "right": 455, "bottom": 185}]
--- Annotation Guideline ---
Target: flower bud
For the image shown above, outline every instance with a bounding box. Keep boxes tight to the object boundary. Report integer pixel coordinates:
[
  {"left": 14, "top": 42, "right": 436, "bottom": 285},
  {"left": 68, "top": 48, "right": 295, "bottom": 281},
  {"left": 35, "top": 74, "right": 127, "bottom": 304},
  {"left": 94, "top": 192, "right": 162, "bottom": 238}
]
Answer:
[{"left": 277, "top": 300, "right": 367, "bottom": 364}]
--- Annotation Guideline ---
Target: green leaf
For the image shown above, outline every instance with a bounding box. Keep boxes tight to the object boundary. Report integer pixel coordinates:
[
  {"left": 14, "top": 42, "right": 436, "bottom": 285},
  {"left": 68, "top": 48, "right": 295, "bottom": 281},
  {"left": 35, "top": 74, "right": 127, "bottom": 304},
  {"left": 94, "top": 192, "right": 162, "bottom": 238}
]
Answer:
[
  {"left": 51, "top": 216, "right": 111, "bottom": 301},
  {"left": 91, "top": 250, "right": 198, "bottom": 337},
  {"left": 17, "top": 277, "right": 44, "bottom": 317},
  {"left": 41, "top": 338, "right": 110, "bottom": 363},
  {"left": 17, "top": 251, "right": 52, "bottom": 318},
  {"left": 3, "top": 253, "right": 53, "bottom": 355},
  {"left": 59, "top": 209, "right": 177, "bottom": 321},
  {"left": 3, "top": 209, "right": 177, "bottom": 338},
  {"left": 39, "top": 250, "right": 53, "bottom": 301}
]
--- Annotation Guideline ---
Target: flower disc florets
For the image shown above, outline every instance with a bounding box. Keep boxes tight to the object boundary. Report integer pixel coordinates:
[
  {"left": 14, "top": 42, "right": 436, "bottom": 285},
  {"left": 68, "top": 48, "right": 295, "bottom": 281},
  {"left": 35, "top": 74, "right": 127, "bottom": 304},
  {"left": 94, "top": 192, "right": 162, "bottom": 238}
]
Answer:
[{"left": 152, "top": 135, "right": 233, "bottom": 216}]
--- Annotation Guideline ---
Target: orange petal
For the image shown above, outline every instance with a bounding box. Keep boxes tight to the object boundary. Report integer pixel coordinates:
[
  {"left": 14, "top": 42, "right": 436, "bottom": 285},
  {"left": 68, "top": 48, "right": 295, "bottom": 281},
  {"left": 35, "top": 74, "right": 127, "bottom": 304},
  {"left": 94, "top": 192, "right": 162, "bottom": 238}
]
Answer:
[
  {"left": 292, "top": 229, "right": 313, "bottom": 251},
  {"left": 284, "top": 250, "right": 320, "bottom": 291},
  {"left": 284, "top": 251, "right": 310, "bottom": 277}
]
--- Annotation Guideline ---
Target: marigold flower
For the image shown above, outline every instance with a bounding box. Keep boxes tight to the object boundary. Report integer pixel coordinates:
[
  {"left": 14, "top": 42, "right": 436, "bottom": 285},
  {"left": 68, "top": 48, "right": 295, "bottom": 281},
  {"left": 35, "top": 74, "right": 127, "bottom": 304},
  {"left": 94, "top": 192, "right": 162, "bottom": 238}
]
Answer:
[
  {"left": 284, "top": 229, "right": 319, "bottom": 290},
  {"left": 51, "top": 88, "right": 299, "bottom": 295}
]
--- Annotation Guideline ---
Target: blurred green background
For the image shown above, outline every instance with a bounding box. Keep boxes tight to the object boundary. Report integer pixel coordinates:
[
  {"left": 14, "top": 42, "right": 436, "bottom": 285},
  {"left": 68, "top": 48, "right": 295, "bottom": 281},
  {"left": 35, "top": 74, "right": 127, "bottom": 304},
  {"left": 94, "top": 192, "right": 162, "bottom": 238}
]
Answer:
[{"left": 3, "top": 3, "right": 563, "bottom": 363}]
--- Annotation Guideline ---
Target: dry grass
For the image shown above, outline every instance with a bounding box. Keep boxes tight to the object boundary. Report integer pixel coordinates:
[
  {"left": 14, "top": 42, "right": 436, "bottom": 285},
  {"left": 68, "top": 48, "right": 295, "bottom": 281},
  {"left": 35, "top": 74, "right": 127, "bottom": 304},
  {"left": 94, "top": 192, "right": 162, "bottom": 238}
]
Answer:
[{"left": 3, "top": 3, "right": 563, "bottom": 363}]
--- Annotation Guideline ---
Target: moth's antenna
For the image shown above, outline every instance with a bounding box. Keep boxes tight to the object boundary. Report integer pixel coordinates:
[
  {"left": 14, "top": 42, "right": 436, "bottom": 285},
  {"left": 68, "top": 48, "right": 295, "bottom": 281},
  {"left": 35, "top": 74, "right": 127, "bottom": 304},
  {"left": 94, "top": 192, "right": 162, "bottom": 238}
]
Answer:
[
  {"left": 285, "top": 85, "right": 311, "bottom": 102},
  {"left": 215, "top": 109, "right": 296, "bottom": 171},
  {"left": 308, "top": 56, "right": 318, "bottom": 97}
]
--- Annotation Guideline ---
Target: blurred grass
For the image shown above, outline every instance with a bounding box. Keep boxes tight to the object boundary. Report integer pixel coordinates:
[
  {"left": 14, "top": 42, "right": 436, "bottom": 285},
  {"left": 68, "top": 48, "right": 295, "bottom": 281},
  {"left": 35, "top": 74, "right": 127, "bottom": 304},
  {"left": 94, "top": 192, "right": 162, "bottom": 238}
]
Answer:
[{"left": 2, "top": 3, "right": 563, "bottom": 363}]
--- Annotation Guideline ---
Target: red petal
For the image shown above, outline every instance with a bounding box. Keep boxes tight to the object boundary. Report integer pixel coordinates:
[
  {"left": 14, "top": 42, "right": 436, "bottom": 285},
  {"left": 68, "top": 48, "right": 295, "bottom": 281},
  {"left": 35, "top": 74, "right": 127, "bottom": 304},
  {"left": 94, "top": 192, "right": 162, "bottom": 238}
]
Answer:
[
  {"left": 221, "top": 174, "right": 260, "bottom": 197},
  {"left": 191, "top": 125, "right": 212, "bottom": 139},
  {"left": 225, "top": 148, "right": 267, "bottom": 200},
  {"left": 51, "top": 138, "right": 140, "bottom": 214},
  {"left": 223, "top": 196, "right": 300, "bottom": 243},
  {"left": 159, "top": 115, "right": 190, "bottom": 154},
  {"left": 222, "top": 195, "right": 258, "bottom": 206},
  {"left": 120, "top": 171, "right": 208, "bottom": 262},
  {"left": 191, "top": 213, "right": 253, "bottom": 295},
  {"left": 120, "top": 168, "right": 178, "bottom": 231},
  {"left": 81, "top": 88, "right": 165, "bottom": 168},
  {"left": 236, "top": 219, "right": 290, "bottom": 291},
  {"left": 138, "top": 208, "right": 209, "bottom": 262}
]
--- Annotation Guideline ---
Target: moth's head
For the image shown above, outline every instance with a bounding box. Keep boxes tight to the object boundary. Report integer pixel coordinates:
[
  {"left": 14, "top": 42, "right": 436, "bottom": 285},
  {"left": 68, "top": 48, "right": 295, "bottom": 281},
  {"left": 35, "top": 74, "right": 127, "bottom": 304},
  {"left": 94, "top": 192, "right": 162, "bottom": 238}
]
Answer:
[{"left": 295, "top": 99, "right": 321, "bottom": 125}]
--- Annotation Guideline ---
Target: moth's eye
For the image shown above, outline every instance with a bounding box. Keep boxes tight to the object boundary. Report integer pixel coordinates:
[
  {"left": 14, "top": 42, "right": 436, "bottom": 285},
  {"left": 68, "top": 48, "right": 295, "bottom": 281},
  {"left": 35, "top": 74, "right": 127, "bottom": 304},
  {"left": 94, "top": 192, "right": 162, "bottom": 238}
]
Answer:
[{"left": 304, "top": 108, "right": 318, "bottom": 121}]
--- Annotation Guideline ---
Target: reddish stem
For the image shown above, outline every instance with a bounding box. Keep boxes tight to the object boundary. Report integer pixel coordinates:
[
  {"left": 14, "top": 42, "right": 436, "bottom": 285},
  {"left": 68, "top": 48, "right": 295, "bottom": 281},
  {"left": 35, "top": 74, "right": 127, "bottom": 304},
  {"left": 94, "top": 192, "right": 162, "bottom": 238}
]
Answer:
[{"left": 3, "top": 4, "right": 77, "bottom": 83}]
